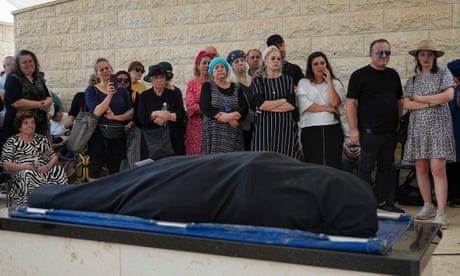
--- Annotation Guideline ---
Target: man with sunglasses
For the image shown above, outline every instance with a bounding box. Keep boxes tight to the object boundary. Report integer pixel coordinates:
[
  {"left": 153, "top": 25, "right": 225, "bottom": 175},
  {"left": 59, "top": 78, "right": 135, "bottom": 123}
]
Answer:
[
  {"left": 346, "top": 39, "right": 404, "bottom": 213},
  {"left": 128, "top": 61, "right": 147, "bottom": 94}
]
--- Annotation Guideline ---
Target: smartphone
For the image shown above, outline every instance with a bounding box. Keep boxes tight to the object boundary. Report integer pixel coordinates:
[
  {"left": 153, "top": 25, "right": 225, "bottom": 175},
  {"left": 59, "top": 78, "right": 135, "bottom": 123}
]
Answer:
[
  {"left": 109, "top": 74, "right": 118, "bottom": 90},
  {"left": 349, "top": 144, "right": 360, "bottom": 152}
]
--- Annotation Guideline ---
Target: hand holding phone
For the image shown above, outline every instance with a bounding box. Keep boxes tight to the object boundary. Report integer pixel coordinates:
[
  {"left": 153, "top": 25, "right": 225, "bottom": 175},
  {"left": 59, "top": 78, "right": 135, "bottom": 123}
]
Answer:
[{"left": 109, "top": 74, "right": 118, "bottom": 91}]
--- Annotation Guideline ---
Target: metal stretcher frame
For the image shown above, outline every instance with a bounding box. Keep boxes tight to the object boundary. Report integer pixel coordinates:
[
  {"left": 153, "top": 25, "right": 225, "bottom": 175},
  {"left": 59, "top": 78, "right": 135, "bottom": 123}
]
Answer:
[{"left": 8, "top": 206, "right": 411, "bottom": 255}]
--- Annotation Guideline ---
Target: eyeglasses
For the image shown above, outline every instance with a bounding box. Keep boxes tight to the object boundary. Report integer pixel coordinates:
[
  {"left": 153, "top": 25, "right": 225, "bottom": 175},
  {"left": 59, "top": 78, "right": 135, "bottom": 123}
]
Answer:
[
  {"left": 117, "top": 78, "right": 129, "bottom": 84},
  {"left": 135, "top": 67, "right": 145, "bottom": 73},
  {"left": 375, "top": 50, "right": 391, "bottom": 57}
]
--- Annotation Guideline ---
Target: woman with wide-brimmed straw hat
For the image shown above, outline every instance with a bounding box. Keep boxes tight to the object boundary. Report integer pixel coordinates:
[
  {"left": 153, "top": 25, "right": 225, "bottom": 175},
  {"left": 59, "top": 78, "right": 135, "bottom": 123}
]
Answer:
[{"left": 403, "top": 39, "right": 456, "bottom": 229}]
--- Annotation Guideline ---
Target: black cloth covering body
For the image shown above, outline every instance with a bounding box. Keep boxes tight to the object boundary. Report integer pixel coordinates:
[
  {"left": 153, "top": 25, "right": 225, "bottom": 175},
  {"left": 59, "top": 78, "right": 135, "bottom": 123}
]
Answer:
[{"left": 28, "top": 152, "right": 378, "bottom": 238}]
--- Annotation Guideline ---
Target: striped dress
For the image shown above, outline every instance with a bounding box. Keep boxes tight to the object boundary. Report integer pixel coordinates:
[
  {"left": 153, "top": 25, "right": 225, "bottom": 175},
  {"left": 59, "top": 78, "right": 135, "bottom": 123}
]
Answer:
[
  {"left": 251, "top": 74, "right": 300, "bottom": 159},
  {"left": 1, "top": 134, "right": 67, "bottom": 204}
]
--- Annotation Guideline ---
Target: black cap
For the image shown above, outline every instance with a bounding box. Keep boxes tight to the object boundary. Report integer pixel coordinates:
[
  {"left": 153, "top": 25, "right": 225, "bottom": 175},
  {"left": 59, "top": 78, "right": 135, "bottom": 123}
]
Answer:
[{"left": 266, "top": 34, "right": 284, "bottom": 47}]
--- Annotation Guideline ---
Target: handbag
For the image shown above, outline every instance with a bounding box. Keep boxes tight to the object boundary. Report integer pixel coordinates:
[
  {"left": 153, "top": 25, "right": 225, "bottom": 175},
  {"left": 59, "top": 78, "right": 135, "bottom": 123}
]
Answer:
[
  {"left": 67, "top": 111, "right": 99, "bottom": 153},
  {"left": 398, "top": 168, "right": 423, "bottom": 206},
  {"left": 396, "top": 112, "right": 410, "bottom": 144},
  {"left": 99, "top": 124, "right": 125, "bottom": 140},
  {"left": 241, "top": 109, "right": 255, "bottom": 131},
  {"left": 142, "top": 126, "right": 175, "bottom": 160}
]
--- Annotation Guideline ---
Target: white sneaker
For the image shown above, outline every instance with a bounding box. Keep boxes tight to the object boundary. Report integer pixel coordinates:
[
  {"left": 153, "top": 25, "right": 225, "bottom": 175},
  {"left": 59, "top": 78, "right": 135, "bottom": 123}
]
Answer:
[
  {"left": 415, "top": 204, "right": 436, "bottom": 220},
  {"left": 433, "top": 210, "right": 448, "bottom": 230}
]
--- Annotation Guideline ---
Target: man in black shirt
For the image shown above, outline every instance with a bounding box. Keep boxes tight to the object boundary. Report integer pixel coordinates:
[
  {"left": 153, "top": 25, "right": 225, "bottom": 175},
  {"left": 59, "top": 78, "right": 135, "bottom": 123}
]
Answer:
[
  {"left": 347, "top": 38, "right": 404, "bottom": 213},
  {"left": 266, "top": 34, "right": 304, "bottom": 86}
]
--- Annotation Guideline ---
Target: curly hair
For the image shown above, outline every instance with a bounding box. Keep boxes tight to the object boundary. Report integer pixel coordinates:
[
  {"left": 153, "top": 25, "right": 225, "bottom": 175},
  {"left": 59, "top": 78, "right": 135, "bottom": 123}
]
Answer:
[
  {"left": 10, "top": 49, "right": 41, "bottom": 78},
  {"left": 14, "top": 110, "right": 37, "bottom": 132}
]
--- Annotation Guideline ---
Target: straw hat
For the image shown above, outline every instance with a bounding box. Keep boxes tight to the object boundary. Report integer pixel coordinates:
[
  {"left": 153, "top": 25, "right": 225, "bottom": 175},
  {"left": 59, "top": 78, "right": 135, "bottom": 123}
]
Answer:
[{"left": 408, "top": 40, "right": 444, "bottom": 57}]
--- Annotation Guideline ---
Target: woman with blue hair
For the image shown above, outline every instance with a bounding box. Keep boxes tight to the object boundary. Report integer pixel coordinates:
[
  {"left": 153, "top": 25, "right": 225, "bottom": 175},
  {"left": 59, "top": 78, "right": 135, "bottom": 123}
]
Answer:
[{"left": 199, "top": 57, "right": 249, "bottom": 154}]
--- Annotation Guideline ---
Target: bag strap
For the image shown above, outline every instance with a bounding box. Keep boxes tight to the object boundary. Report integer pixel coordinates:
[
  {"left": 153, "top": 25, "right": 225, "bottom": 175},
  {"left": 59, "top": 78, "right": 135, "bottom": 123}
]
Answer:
[
  {"left": 131, "top": 91, "right": 137, "bottom": 104},
  {"left": 81, "top": 86, "right": 100, "bottom": 112}
]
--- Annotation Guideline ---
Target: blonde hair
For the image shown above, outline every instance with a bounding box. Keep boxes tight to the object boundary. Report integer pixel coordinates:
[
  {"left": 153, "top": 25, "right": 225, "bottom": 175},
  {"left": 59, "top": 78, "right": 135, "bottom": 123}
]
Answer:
[{"left": 230, "top": 62, "right": 252, "bottom": 84}]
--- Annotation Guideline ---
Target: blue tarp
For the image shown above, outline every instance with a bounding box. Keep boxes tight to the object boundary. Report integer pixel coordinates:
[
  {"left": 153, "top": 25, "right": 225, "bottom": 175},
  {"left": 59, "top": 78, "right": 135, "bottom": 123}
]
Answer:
[{"left": 8, "top": 206, "right": 412, "bottom": 255}]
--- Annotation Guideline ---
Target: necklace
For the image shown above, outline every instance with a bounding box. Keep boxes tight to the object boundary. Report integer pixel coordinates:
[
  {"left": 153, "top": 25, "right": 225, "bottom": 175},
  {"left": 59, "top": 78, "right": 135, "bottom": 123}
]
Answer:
[{"left": 265, "top": 77, "right": 277, "bottom": 97}]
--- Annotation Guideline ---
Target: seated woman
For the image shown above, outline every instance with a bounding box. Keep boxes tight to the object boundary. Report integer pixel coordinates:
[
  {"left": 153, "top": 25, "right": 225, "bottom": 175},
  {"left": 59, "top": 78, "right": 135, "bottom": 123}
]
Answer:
[{"left": 1, "top": 111, "right": 67, "bottom": 204}]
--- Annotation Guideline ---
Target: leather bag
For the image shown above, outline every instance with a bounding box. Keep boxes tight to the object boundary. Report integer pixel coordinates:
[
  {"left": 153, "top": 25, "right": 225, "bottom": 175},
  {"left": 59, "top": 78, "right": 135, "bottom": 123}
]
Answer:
[
  {"left": 142, "top": 126, "right": 174, "bottom": 160},
  {"left": 66, "top": 111, "right": 99, "bottom": 153},
  {"left": 99, "top": 124, "right": 125, "bottom": 140}
]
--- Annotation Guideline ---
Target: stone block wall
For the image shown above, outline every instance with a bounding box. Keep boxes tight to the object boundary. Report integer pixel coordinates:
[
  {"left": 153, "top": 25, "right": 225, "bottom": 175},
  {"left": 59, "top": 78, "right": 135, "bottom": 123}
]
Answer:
[
  {"left": 0, "top": 22, "right": 14, "bottom": 62},
  {"left": 11, "top": 0, "right": 460, "bottom": 108}
]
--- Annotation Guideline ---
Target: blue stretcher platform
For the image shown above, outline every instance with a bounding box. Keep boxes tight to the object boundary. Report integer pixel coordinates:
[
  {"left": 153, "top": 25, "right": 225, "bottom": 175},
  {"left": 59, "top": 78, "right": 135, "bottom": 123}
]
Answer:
[
  {"left": 0, "top": 206, "right": 441, "bottom": 275},
  {"left": 8, "top": 206, "right": 411, "bottom": 255}
]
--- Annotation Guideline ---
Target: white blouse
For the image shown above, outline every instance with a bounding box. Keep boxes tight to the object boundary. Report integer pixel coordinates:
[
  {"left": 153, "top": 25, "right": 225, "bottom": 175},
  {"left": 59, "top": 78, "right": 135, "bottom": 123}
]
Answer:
[{"left": 296, "top": 78, "right": 345, "bottom": 128}]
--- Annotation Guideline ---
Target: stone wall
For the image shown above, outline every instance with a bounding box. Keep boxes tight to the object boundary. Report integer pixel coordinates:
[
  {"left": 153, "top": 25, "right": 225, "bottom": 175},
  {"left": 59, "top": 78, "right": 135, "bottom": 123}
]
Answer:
[
  {"left": 12, "top": 0, "right": 460, "bottom": 108},
  {"left": 0, "top": 22, "right": 14, "bottom": 62}
]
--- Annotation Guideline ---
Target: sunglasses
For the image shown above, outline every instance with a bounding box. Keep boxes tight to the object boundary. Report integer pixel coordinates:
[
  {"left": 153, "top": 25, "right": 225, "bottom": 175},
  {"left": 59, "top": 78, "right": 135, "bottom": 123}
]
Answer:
[
  {"left": 375, "top": 50, "right": 391, "bottom": 57},
  {"left": 117, "top": 78, "right": 129, "bottom": 84},
  {"left": 135, "top": 67, "right": 145, "bottom": 73},
  {"left": 270, "top": 57, "right": 281, "bottom": 61}
]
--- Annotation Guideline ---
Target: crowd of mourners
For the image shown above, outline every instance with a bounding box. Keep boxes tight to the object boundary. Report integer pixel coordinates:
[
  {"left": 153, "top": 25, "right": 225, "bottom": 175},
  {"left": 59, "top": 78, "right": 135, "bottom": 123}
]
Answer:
[{"left": 0, "top": 34, "right": 459, "bottom": 230}]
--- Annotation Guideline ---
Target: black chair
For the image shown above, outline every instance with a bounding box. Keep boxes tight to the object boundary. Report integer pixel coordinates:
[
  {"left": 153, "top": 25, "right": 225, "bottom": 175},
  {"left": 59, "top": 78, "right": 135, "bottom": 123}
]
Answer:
[{"left": 0, "top": 163, "right": 13, "bottom": 207}]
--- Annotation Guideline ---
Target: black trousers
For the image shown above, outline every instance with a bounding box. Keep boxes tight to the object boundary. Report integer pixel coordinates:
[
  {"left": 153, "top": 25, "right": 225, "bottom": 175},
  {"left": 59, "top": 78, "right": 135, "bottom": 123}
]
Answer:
[
  {"left": 447, "top": 162, "right": 460, "bottom": 202},
  {"left": 301, "top": 123, "right": 344, "bottom": 170},
  {"left": 358, "top": 131, "right": 397, "bottom": 204}
]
